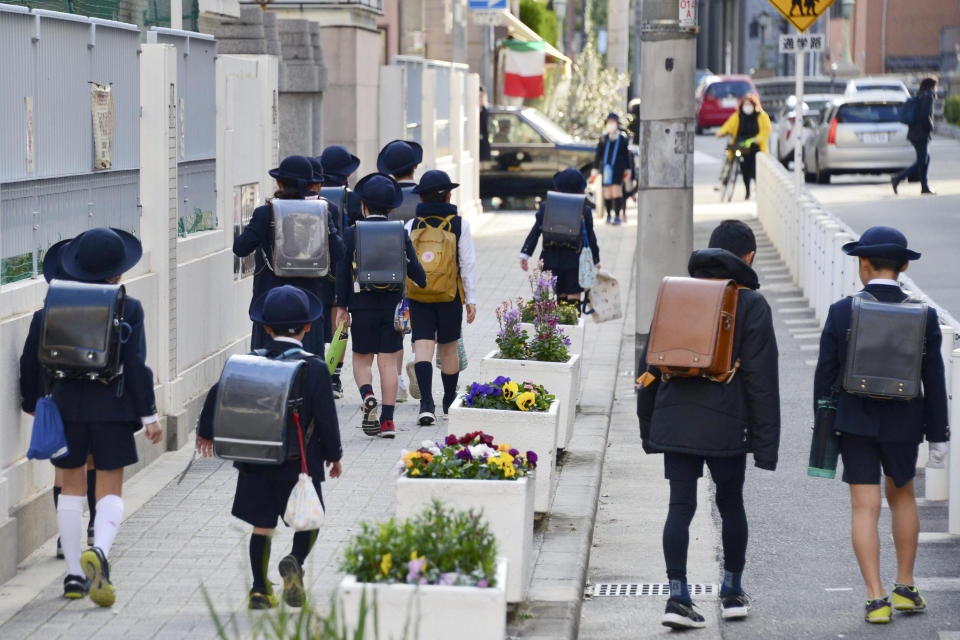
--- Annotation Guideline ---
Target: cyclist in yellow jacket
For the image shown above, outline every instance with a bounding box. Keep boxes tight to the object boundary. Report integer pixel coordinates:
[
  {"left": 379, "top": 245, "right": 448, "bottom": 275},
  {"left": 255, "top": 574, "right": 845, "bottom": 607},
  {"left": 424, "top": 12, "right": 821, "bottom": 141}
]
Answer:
[{"left": 716, "top": 94, "right": 771, "bottom": 199}]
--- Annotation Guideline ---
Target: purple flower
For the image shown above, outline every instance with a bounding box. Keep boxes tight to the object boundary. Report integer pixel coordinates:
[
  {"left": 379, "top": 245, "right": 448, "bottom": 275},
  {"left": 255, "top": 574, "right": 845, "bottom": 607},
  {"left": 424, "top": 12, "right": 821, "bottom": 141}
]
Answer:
[
  {"left": 493, "top": 376, "right": 510, "bottom": 386},
  {"left": 419, "top": 577, "right": 428, "bottom": 585},
  {"left": 455, "top": 448, "right": 473, "bottom": 462},
  {"left": 526, "top": 451, "right": 538, "bottom": 468},
  {"left": 406, "top": 557, "right": 427, "bottom": 583},
  {"left": 438, "top": 572, "right": 458, "bottom": 586},
  {"left": 508, "top": 448, "right": 519, "bottom": 457},
  {"left": 477, "top": 579, "right": 489, "bottom": 589}
]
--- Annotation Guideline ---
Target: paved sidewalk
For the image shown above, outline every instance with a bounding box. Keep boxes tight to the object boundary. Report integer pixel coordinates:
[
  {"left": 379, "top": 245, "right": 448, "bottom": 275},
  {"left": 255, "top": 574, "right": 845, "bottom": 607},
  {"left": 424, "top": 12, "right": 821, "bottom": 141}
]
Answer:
[{"left": 0, "top": 209, "right": 637, "bottom": 639}]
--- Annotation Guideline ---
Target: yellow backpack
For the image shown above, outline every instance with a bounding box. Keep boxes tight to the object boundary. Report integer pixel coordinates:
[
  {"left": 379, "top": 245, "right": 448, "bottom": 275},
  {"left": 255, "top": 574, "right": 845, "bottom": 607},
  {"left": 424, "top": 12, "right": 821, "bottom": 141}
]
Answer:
[{"left": 407, "top": 215, "right": 459, "bottom": 303}]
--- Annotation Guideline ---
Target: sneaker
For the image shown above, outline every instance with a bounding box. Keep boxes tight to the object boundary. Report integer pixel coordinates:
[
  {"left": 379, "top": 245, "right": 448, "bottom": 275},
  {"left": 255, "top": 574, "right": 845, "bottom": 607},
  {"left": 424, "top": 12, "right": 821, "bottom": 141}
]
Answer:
[
  {"left": 379, "top": 419, "right": 396, "bottom": 439},
  {"left": 921, "top": 187, "right": 936, "bottom": 195},
  {"left": 278, "top": 554, "right": 305, "bottom": 608},
  {"left": 613, "top": 217, "right": 621, "bottom": 226},
  {"left": 864, "top": 596, "right": 892, "bottom": 624},
  {"left": 63, "top": 574, "right": 89, "bottom": 599},
  {"left": 662, "top": 598, "right": 706, "bottom": 629},
  {"left": 331, "top": 377, "right": 344, "bottom": 400},
  {"left": 81, "top": 547, "right": 115, "bottom": 607},
  {"left": 87, "top": 526, "right": 94, "bottom": 547},
  {"left": 56, "top": 538, "right": 64, "bottom": 560},
  {"left": 891, "top": 176, "right": 900, "bottom": 195},
  {"left": 892, "top": 584, "right": 926, "bottom": 613},
  {"left": 406, "top": 360, "right": 421, "bottom": 400},
  {"left": 361, "top": 395, "right": 380, "bottom": 436},
  {"left": 397, "top": 377, "right": 409, "bottom": 403},
  {"left": 418, "top": 400, "right": 437, "bottom": 426},
  {"left": 605, "top": 216, "right": 612, "bottom": 225},
  {"left": 720, "top": 592, "right": 751, "bottom": 619},
  {"left": 249, "top": 587, "right": 279, "bottom": 610}
]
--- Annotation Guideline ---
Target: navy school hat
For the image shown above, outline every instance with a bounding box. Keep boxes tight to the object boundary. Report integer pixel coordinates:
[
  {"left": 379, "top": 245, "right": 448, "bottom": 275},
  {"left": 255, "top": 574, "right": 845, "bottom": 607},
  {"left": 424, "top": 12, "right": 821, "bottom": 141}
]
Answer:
[
  {"left": 309, "top": 156, "right": 324, "bottom": 184},
  {"left": 320, "top": 145, "right": 361, "bottom": 183},
  {"left": 249, "top": 285, "right": 324, "bottom": 331},
  {"left": 605, "top": 112, "right": 621, "bottom": 123},
  {"left": 354, "top": 172, "right": 404, "bottom": 212},
  {"left": 552, "top": 168, "right": 587, "bottom": 194},
  {"left": 60, "top": 227, "right": 143, "bottom": 282},
  {"left": 42, "top": 239, "right": 71, "bottom": 283},
  {"left": 269, "top": 155, "right": 316, "bottom": 197},
  {"left": 842, "top": 226, "right": 920, "bottom": 262},
  {"left": 412, "top": 169, "right": 459, "bottom": 194},
  {"left": 377, "top": 140, "right": 423, "bottom": 177}
]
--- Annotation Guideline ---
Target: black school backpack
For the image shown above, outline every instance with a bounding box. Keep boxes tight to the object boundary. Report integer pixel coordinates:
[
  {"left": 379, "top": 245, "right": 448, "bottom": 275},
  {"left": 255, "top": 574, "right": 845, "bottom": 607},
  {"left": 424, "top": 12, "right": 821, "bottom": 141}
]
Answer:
[
  {"left": 542, "top": 191, "right": 585, "bottom": 250},
  {"left": 353, "top": 220, "right": 407, "bottom": 293},
  {"left": 842, "top": 292, "right": 927, "bottom": 400},
  {"left": 388, "top": 185, "right": 419, "bottom": 224}
]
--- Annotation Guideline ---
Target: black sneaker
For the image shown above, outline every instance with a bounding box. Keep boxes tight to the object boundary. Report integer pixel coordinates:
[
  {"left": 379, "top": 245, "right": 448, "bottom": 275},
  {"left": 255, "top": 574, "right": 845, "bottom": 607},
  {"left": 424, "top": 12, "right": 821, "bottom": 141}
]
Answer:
[
  {"left": 720, "top": 592, "right": 751, "bottom": 619},
  {"left": 278, "top": 554, "right": 305, "bottom": 608},
  {"left": 63, "top": 574, "right": 89, "bottom": 599},
  {"left": 81, "top": 546, "right": 115, "bottom": 607},
  {"left": 331, "top": 377, "right": 344, "bottom": 399},
  {"left": 361, "top": 395, "right": 380, "bottom": 436},
  {"left": 248, "top": 587, "right": 279, "bottom": 610},
  {"left": 662, "top": 598, "right": 706, "bottom": 629},
  {"left": 418, "top": 400, "right": 436, "bottom": 426}
]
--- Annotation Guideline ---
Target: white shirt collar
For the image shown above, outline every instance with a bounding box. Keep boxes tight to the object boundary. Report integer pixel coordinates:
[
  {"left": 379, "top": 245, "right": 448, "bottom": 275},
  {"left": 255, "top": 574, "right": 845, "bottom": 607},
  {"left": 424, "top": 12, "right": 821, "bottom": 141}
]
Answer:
[
  {"left": 867, "top": 278, "right": 900, "bottom": 287},
  {"left": 273, "top": 336, "right": 304, "bottom": 347}
]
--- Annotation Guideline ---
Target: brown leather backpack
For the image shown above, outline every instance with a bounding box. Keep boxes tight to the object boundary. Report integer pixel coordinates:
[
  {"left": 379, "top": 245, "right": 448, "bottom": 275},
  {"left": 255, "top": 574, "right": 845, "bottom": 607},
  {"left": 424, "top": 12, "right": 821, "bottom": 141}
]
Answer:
[{"left": 645, "top": 277, "right": 741, "bottom": 382}]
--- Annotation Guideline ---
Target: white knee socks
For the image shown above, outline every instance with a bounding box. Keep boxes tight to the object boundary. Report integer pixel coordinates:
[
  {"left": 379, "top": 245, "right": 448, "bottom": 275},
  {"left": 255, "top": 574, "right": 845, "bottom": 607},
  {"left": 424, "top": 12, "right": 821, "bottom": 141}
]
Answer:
[
  {"left": 93, "top": 494, "right": 124, "bottom": 558},
  {"left": 57, "top": 495, "right": 85, "bottom": 576}
]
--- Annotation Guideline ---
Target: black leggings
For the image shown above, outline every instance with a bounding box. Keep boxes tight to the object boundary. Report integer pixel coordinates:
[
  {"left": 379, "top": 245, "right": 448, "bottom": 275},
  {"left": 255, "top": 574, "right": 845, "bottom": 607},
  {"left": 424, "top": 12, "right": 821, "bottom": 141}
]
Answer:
[
  {"left": 740, "top": 146, "right": 758, "bottom": 190},
  {"left": 663, "top": 476, "right": 748, "bottom": 581},
  {"left": 604, "top": 196, "right": 624, "bottom": 219}
]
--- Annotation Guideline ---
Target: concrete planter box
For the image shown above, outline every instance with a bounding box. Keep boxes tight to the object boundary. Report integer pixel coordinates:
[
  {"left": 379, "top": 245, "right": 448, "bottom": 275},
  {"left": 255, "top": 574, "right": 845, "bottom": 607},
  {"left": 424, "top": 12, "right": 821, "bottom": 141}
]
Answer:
[
  {"left": 478, "top": 349, "right": 581, "bottom": 450},
  {"left": 338, "top": 560, "right": 507, "bottom": 640},
  {"left": 447, "top": 395, "right": 559, "bottom": 513},
  {"left": 395, "top": 475, "right": 535, "bottom": 602},
  {"left": 520, "top": 316, "right": 586, "bottom": 354}
]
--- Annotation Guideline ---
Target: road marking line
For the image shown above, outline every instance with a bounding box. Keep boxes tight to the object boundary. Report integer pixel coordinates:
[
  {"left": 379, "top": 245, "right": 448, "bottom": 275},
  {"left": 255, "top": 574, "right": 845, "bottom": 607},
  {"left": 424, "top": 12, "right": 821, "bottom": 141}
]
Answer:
[{"left": 824, "top": 587, "right": 853, "bottom": 592}]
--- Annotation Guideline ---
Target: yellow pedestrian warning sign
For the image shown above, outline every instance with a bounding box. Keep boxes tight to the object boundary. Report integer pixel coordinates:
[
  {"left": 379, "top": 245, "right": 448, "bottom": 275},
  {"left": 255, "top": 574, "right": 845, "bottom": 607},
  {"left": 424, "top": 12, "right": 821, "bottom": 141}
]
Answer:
[{"left": 766, "top": 0, "right": 837, "bottom": 33}]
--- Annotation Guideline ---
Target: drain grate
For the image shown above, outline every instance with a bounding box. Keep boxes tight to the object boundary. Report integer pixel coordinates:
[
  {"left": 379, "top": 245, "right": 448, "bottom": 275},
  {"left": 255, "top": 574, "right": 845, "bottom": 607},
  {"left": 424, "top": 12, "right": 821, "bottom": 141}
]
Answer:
[{"left": 586, "top": 583, "right": 720, "bottom": 598}]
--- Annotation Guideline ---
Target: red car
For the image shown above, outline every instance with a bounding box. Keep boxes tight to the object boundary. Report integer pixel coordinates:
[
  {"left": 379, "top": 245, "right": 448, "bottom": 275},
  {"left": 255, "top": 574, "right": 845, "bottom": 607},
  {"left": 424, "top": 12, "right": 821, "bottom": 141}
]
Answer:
[{"left": 696, "top": 75, "right": 757, "bottom": 133}]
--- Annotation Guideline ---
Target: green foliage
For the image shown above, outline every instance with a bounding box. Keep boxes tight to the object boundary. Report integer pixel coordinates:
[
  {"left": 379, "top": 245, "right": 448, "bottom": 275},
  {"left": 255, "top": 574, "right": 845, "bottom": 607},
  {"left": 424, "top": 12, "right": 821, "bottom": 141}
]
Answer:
[
  {"left": 518, "top": 0, "right": 559, "bottom": 46},
  {"left": 945, "top": 96, "right": 960, "bottom": 126},
  {"left": 340, "top": 501, "right": 499, "bottom": 589},
  {"left": 400, "top": 431, "right": 539, "bottom": 480}
]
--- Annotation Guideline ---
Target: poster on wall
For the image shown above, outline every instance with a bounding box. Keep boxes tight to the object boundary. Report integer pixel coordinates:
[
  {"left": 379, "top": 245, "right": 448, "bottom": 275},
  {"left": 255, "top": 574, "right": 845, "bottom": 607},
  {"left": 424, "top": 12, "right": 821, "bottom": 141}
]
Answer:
[{"left": 90, "top": 83, "right": 114, "bottom": 170}]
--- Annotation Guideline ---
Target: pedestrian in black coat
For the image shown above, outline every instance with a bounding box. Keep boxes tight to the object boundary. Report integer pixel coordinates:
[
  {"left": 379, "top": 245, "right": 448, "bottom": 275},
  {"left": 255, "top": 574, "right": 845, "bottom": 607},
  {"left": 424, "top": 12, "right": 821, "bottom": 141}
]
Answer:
[
  {"left": 233, "top": 155, "right": 346, "bottom": 356},
  {"left": 813, "top": 225, "right": 948, "bottom": 622},
  {"left": 196, "top": 285, "right": 343, "bottom": 610},
  {"left": 892, "top": 76, "right": 937, "bottom": 195},
  {"left": 592, "top": 112, "right": 632, "bottom": 225},
  {"left": 636, "top": 220, "right": 780, "bottom": 628},
  {"left": 19, "top": 227, "right": 162, "bottom": 606},
  {"left": 520, "top": 168, "right": 601, "bottom": 302}
]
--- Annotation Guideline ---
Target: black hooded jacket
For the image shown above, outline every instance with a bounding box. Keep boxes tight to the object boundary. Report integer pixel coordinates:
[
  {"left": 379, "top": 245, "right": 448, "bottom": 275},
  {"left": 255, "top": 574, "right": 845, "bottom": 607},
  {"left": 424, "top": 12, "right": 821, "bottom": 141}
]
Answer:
[{"left": 637, "top": 249, "right": 781, "bottom": 469}]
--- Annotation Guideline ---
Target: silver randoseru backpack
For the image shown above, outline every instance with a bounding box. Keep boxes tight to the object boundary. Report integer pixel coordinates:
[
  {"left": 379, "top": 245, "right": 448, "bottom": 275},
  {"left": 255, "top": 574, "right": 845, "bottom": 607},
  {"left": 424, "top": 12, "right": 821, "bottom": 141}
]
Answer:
[{"left": 271, "top": 199, "right": 330, "bottom": 278}]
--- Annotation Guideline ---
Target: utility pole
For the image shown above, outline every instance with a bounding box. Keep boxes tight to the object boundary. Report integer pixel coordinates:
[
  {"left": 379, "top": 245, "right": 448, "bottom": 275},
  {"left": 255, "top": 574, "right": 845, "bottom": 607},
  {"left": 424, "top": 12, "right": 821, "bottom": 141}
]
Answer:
[{"left": 635, "top": 0, "right": 697, "bottom": 364}]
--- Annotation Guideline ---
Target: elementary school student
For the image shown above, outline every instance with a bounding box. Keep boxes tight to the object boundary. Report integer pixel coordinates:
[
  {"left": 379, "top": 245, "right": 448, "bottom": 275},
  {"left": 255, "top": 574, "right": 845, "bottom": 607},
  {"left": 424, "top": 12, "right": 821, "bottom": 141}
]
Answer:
[
  {"left": 196, "top": 286, "right": 343, "bottom": 609},
  {"left": 813, "top": 226, "right": 949, "bottom": 624},
  {"left": 334, "top": 173, "right": 427, "bottom": 438}
]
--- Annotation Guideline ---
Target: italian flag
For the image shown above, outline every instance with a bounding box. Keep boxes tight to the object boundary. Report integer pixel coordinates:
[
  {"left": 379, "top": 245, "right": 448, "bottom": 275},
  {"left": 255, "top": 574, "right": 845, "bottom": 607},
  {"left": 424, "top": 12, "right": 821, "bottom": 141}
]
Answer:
[{"left": 503, "top": 40, "right": 545, "bottom": 98}]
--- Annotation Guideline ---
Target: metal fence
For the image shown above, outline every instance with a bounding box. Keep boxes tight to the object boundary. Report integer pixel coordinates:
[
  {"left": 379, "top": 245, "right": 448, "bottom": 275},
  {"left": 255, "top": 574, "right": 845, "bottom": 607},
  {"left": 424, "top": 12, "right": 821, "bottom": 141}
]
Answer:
[
  {"left": 0, "top": 4, "right": 141, "bottom": 284},
  {"left": 147, "top": 27, "right": 217, "bottom": 237}
]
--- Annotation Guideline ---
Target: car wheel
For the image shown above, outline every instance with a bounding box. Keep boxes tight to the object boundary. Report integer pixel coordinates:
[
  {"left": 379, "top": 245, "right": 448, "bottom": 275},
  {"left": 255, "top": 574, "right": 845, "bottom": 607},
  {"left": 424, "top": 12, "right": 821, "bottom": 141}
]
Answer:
[
  {"left": 816, "top": 156, "right": 831, "bottom": 185},
  {"left": 696, "top": 126, "right": 704, "bottom": 135},
  {"left": 804, "top": 169, "right": 816, "bottom": 183}
]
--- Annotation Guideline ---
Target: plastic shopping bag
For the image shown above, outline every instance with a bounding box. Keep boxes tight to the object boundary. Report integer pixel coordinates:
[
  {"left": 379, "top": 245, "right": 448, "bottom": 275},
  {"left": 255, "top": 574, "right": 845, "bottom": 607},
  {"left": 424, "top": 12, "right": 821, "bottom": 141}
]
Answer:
[
  {"left": 579, "top": 248, "right": 597, "bottom": 290},
  {"left": 325, "top": 321, "right": 348, "bottom": 374},
  {"left": 436, "top": 337, "right": 469, "bottom": 372},
  {"left": 586, "top": 270, "right": 623, "bottom": 323},
  {"left": 283, "top": 414, "right": 325, "bottom": 531},
  {"left": 394, "top": 299, "right": 412, "bottom": 334},
  {"left": 26, "top": 397, "right": 69, "bottom": 460}
]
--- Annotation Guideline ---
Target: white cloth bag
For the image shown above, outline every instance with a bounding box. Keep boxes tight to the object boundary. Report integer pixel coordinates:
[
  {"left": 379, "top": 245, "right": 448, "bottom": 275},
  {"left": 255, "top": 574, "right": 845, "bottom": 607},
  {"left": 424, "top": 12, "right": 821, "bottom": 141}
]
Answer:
[{"left": 587, "top": 270, "right": 623, "bottom": 323}]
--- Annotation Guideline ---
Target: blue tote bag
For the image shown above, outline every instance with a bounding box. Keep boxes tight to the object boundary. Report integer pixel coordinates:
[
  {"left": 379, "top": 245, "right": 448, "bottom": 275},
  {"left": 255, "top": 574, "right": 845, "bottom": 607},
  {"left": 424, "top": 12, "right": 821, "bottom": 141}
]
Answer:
[{"left": 26, "top": 397, "right": 69, "bottom": 460}]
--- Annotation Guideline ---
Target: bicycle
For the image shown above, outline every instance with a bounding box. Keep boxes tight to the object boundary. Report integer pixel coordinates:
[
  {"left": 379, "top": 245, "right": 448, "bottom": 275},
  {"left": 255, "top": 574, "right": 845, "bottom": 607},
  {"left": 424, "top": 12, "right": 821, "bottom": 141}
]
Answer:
[{"left": 718, "top": 143, "right": 744, "bottom": 202}]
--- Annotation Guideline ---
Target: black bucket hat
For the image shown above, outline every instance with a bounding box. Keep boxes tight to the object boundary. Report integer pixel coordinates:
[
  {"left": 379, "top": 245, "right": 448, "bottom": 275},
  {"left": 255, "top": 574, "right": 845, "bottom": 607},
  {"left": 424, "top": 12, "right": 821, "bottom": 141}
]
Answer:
[
  {"left": 552, "top": 168, "right": 587, "bottom": 193},
  {"left": 354, "top": 173, "right": 404, "bottom": 212},
  {"left": 249, "top": 285, "right": 324, "bottom": 331},
  {"left": 412, "top": 169, "right": 459, "bottom": 195},
  {"left": 842, "top": 226, "right": 921, "bottom": 262},
  {"left": 269, "top": 155, "right": 316, "bottom": 196},
  {"left": 309, "top": 156, "right": 325, "bottom": 184},
  {"left": 42, "top": 239, "right": 71, "bottom": 283},
  {"left": 377, "top": 140, "right": 424, "bottom": 177},
  {"left": 60, "top": 227, "right": 143, "bottom": 282},
  {"left": 320, "top": 145, "right": 361, "bottom": 183}
]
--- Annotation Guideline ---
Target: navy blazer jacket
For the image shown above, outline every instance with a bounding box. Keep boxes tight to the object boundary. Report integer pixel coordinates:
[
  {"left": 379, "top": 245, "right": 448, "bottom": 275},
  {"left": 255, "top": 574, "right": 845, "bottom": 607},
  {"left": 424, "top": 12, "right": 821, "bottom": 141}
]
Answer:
[
  {"left": 814, "top": 283, "right": 949, "bottom": 443},
  {"left": 521, "top": 200, "right": 601, "bottom": 272},
  {"left": 197, "top": 339, "right": 343, "bottom": 479},
  {"left": 20, "top": 296, "right": 157, "bottom": 425}
]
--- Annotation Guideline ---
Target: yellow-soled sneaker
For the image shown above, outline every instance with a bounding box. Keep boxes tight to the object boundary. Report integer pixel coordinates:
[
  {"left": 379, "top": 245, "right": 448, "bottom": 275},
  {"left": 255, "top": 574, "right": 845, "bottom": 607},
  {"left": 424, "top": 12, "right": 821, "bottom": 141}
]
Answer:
[
  {"left": 892, "top": 584, "right": 926, "bottom": 613},
  {"left": 249, "top": 587, "right": 279, "bottom": 610},
  {"left": 81, "top": 547, "right": 115, "bottom": 607},
  {"left": 864, "top": 597, "right": 891, "bottom": 624}
]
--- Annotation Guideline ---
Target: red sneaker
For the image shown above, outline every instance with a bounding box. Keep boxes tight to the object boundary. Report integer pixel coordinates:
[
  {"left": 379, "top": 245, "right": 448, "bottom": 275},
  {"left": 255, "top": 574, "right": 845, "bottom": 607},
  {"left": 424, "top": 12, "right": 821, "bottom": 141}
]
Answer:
[{"left": 379, "top": 419, "right": 396, "bottom": 439}]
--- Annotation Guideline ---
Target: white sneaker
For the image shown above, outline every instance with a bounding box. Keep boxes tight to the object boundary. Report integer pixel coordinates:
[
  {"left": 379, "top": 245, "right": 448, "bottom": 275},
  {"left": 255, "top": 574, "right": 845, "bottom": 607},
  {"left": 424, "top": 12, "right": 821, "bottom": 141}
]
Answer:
[
  {"left": 406, "top": 360, "right": 421, "bottom": 400},
  {"left": 397, "top": 376, "right": 409, "bottom": 403}
]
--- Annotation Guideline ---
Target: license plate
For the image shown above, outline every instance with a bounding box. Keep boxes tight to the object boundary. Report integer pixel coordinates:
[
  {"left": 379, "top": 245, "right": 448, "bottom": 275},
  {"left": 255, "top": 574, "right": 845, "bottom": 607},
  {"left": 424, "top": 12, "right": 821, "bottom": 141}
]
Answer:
[
  {"left": 861, "top": 132, "right": 889, "bottom": 144},
  {"left": 720, "top": 98, "right": 738, "bottom": 108}
]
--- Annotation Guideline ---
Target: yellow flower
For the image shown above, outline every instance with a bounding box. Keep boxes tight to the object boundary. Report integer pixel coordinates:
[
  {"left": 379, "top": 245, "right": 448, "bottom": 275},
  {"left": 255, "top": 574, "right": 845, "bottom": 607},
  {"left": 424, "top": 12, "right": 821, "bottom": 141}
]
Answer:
[
  {"left": 502, "top": 381, "right": 519, "bottom": 400},
  {"left": 503, "top": 464, "right": 516, "bottom": 478},
  {"left": 411, "top": 551, "right": 419, "bottom": 561},
  {"left": 516, "top": 391, "right": 536, "bottom": 411},
  {"left": 380, "top": 553, "right": 392, "bottom": 576},
  {"left": 411, "top": 468, "right": 420, "bottom": 477},
  {"left": 498, "top": 443, "right": 510, "bottom": 452}
]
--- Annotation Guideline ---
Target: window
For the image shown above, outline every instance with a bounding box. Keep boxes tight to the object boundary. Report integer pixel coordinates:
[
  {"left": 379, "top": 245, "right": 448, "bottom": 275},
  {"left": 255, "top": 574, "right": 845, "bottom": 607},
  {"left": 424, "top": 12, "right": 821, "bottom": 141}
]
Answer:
[
  {"left": 836, "top": 103, "right": 902, "bottom": 124},
  {"left": 489, "top": 114, "right": 546, "bottom": 145},
  {"left": 234, "top": 183, "right": 260, "bottom": 279},
  {"left": 705, "top": 81, "right": 753, "bottom": 99}
]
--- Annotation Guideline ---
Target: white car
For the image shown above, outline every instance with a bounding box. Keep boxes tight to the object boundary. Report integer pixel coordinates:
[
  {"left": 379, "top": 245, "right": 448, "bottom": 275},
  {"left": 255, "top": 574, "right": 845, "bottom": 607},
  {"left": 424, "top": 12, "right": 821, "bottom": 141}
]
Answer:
[
  {"left": 844, "top": 77, "right": 910, "bottom": 98},
  {"left": 802, "top": 92, "right": 914, "bottom": 185},
  {"left": 772, "top": 94, "right": 838, "bottom": 166}
]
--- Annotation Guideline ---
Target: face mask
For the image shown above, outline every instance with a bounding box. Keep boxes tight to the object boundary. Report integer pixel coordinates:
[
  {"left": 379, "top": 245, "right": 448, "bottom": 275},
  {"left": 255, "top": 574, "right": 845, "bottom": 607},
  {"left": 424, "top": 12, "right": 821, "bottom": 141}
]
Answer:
[
  {"left": 605, "top": 122, "right": 618, "bottom": 135},
  {"left": 741, "top": 104, "right": 755, "bottom": 116}
]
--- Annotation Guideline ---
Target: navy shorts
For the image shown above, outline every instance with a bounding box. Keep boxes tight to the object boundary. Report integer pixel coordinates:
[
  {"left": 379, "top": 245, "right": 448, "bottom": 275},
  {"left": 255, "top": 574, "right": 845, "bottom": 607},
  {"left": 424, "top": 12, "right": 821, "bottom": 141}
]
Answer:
[
  {"left": 409, "top": 298, "right": 463, "bottom": 344},
  {"left": 350, "top": 307, "right": 403, "bottom": 354},
  {"left": 232, "top": 459, "right": 325, "bottom": 528},
  {"left": 839, "top": 434, "right": 919, "bottom": 488},
  {"left": 664, "top": 452, "right": 747, "bottom": 484},
  {"left": 52, "top": 421, "right": 139, "bottom": 470},
  {"left": 554, "top": 266, "right": 581, "bottom": 296}
]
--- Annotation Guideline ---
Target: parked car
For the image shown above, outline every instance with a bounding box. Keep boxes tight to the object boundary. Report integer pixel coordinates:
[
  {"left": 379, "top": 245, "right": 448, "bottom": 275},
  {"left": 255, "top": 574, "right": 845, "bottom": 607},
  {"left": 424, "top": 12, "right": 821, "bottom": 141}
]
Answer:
[
  {"left": 695, "top": 75, "right": 757, "bottom": 134},
  {"left": 480, "top": 107, "right": 596, "bottom": 199},
  {"left": 695, "top": 68, "right": 714, "bottom": 93},
  {"left": 844, "top": 77, "right": 910, "bottom": 98},
  {"left": 802, "top": 92, "right": 914, "bottom": 184},
  {"left": 771, "top": 94, "right": 837, "bottom": 165}
]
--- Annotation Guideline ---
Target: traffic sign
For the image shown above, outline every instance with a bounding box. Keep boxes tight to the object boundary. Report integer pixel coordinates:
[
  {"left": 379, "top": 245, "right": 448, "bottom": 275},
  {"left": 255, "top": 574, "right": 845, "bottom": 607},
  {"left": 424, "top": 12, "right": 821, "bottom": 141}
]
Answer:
[
  {"left": 779, "top": 33, "right": 825, "bottom": 54},
  {"left": 468, "top": 0, "right": 508, "bottom": 9},
  {"left": 765, "top": 0, "right": 837, "bottom": 33}
]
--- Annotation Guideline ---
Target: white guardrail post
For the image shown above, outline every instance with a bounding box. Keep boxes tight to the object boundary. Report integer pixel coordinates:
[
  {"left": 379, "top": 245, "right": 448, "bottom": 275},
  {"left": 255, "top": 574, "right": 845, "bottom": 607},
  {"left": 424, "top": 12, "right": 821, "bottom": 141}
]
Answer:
[{"left": 927, "top": 327, "right": 954, "bottom": 500}]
